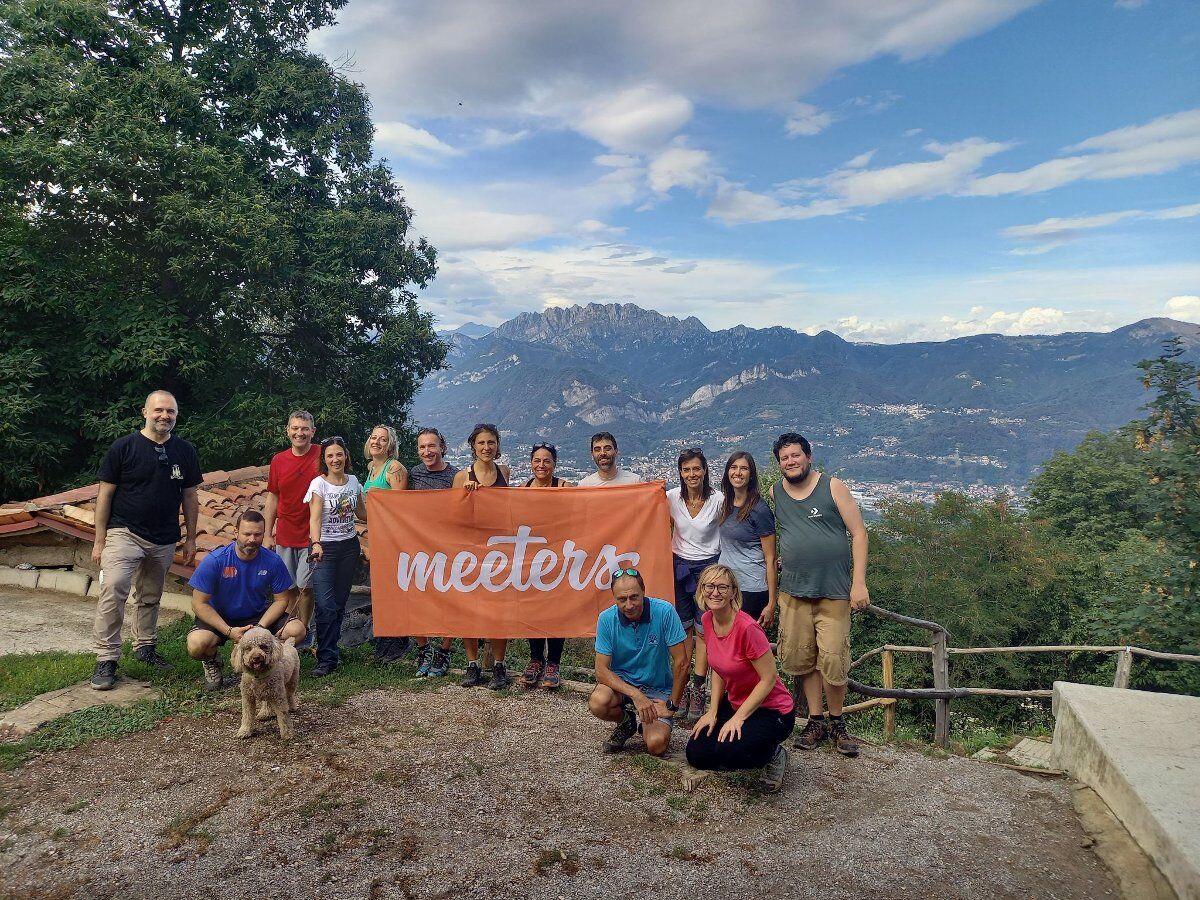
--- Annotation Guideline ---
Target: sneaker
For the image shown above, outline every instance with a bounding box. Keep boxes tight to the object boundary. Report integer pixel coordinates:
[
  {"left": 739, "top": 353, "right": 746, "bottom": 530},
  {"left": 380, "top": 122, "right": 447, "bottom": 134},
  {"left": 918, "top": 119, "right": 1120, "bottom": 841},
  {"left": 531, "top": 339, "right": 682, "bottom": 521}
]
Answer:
[
  {"left": 90, "top": 660, "right": 117, "bottom": 691},
  {"left": 828, "top": 716, "right": 860, "bottom": 757},
  {"left": 133, "top": 645, "right": 174, "bottom": 671},
  {"left": 686, "top": 682, "right": 707, "bottom": 722},
  {"left": 520, "top": 660, "right": 544, "bottom": 688},
  {"left": 414, "top": 644, "right": 434, "bottom": 677},
  {"left": 312, "top": 662, "right": 337, "bottom": 677},
  {"left": 539, "top": 662, "right": 562, "bottom": 690},
  {"left": 761, "top": 745, "right": 788, "bottom": 792},
  {"left": 603, "top": 708, "right": 638, "bottom": 753},
  {"left": 461, "top": 661, "right": 484, "bottom": 687},
  {"left": 674, "top": 682, "right": 694, "bottom": 721},
  {"left": 488, "top": 661, "right": 511, "bottom": 691},
  {"left": 429, "top": 648, "right": 451, "bottom": 678},
  {"left": 794, "top": 715, "right": 828, "bottom": 751},
  {"left": 201, "top": 658, "right": 226, "bottom": 692}
]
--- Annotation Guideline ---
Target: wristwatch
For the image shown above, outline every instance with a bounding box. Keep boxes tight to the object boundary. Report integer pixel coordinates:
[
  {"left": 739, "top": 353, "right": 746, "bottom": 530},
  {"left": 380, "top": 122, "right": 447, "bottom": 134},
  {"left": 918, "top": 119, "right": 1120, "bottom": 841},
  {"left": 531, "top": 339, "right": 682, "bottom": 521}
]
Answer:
[{"left": 665, "top": 700, "right": 679, "bottom": 713}]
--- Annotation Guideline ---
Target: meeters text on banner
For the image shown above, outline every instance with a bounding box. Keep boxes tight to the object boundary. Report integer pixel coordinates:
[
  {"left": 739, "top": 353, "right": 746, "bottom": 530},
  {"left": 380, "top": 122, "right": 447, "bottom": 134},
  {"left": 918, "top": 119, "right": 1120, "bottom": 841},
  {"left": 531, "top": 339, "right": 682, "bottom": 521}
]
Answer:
[{"left": 366, "top": 482, "right": 674, "bottom": 638}]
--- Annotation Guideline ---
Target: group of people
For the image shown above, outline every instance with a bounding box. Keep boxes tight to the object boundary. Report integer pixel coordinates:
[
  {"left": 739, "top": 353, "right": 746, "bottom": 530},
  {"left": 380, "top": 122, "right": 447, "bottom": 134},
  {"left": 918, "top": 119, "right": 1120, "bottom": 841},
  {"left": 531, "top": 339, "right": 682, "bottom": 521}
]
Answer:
[{"left": 87, "top": 390, "right": 870, "bottom": 791}]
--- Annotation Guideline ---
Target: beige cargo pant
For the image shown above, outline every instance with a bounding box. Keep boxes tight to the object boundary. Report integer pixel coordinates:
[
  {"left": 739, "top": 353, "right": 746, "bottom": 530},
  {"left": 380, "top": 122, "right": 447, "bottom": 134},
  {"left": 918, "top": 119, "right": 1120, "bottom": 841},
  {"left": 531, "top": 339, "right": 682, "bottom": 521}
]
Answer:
[{"left": 93, "top": 528, "right": 177, "bottom": 662}]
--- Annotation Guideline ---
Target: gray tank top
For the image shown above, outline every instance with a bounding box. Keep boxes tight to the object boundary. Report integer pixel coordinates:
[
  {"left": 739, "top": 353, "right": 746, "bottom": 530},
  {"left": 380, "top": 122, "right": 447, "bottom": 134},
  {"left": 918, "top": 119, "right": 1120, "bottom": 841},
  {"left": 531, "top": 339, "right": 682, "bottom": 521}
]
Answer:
[{"left": 773, "top": 474, "right": 852, "bottom": 600}]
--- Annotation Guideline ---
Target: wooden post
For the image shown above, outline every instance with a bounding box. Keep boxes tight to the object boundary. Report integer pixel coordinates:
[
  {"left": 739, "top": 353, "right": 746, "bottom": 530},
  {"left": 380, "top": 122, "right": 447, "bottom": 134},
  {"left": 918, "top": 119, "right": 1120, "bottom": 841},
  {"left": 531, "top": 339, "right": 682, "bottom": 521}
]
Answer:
[
  {"left": 1113, "top": 648, "right": 1133, "bottom": 689},
  {"left": 932, "top": 632, "right": 950, "bottom": 749},
  {"left": 882, "top": 649, "right": 896, "bottom": 742}
]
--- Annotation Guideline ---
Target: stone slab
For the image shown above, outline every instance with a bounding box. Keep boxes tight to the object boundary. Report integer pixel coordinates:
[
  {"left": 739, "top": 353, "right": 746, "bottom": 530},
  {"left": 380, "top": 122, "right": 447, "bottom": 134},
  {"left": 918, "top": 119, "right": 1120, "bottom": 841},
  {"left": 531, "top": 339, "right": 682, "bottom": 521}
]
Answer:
[
  {"left": 1009, "top": 736, "right": 1056, "bottom": 770},
  {"left": 37, "top": 569, "right": 92, "bottom": 596},
  {"left": 0, "top": 678, "right": 161, "bottom": 736},
  {"left": 0, "top": 567, "right": 40, "bottom": 590},
  {"left": 1052, "top": 681, "right": 1199, "bottom": 898}
]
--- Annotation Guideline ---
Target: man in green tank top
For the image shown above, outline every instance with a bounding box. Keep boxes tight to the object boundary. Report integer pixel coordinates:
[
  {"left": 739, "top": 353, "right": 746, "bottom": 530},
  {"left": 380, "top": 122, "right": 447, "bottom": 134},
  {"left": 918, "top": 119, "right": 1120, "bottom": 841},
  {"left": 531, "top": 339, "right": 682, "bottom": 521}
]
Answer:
[{"left": 771, "top": 432, "right": 870, "bottom": 757}]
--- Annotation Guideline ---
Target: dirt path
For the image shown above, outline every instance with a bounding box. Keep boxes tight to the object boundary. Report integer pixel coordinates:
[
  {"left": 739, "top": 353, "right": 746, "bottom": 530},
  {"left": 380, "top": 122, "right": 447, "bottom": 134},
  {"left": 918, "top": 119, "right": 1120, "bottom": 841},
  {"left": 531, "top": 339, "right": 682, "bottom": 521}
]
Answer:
[
  {"left": 0, "top": 587, "right": 183, "bottom": 656},
  {"left": 0, "top": 685, "right": 1115, "bottom": 899}
]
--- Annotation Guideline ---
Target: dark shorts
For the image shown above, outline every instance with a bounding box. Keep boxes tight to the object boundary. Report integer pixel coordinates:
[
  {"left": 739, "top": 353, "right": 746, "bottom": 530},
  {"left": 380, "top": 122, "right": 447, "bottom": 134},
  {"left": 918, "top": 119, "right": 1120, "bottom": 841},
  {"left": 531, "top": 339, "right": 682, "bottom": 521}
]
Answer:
[
  {"left": 189, "top": 614, "right": 296, "bottom": 646},
  {"left": 740, "top": 590, "right": 769, "bottom": 622}
]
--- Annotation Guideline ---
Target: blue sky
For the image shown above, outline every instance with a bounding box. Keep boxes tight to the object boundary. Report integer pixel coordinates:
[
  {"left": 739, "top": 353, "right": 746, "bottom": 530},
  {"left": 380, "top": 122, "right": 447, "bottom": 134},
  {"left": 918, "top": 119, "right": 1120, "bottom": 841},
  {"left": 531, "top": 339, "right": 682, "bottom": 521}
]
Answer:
[{"left": 313, "top": 0, "right": 1200, "bottom": 340}]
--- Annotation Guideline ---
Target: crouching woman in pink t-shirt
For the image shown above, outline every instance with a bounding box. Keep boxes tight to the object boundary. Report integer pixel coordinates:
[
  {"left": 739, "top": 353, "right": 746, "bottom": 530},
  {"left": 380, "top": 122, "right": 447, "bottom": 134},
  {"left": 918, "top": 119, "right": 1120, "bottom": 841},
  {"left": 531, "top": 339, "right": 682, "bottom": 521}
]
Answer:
[{"left": 685, "top": 564, "right": 796, "bottom": 792}]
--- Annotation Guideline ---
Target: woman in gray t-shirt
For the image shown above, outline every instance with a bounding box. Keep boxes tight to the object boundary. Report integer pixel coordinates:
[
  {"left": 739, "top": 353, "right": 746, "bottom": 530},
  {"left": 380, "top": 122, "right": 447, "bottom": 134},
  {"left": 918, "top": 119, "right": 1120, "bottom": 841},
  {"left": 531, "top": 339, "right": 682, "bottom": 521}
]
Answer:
[{"left": 717, "top": 452, "right": 778, "bottom": 627}]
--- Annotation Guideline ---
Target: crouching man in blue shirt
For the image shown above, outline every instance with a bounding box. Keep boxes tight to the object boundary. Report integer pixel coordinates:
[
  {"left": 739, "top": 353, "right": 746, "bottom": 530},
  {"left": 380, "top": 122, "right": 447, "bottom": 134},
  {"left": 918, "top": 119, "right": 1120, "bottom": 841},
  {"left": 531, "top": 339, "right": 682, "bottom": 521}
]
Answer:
[
  {"left": 186, "top": 510, "right": 306, "bottom": 690},
  {"left": 590, "top": 568, "right": 688, "bottom": 756}
]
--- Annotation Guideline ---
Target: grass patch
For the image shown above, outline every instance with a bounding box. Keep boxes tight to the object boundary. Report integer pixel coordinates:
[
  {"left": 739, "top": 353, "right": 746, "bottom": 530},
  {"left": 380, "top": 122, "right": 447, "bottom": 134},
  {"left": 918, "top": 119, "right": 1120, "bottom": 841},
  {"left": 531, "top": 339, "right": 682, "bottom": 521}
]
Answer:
[{"left": 534, "top": 848, "right": 580, "bottom": 877}]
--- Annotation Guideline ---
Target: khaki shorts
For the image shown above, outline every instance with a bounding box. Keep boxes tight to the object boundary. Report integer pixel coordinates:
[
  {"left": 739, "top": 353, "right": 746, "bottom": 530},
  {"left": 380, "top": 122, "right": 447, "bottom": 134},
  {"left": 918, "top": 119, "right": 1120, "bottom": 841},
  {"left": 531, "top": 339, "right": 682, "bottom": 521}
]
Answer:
[{"left": 777, "top": 593, "right": 851, "bottom": 686}]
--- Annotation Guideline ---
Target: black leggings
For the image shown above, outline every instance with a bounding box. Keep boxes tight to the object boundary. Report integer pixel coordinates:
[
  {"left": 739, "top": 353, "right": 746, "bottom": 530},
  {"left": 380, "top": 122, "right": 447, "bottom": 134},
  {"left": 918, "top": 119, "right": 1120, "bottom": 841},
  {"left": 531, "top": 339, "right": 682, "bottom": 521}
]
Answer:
[
  {"left": 685, "top": 697, "right": 796, "bottom": 770},
  {"left": 529, "top": 638, "right": 564, "bottom": 665}
]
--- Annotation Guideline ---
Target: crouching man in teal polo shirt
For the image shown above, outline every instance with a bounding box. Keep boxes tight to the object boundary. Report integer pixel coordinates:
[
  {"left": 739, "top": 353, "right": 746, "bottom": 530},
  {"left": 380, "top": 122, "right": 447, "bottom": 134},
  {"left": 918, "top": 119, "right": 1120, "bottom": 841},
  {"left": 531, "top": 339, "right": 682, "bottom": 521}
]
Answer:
[
  {"left": 590, "top": 568, "right": 688, "bottom": 756},
  {"left": 186, "top": 510, "right": 306, "bottom": 691}
]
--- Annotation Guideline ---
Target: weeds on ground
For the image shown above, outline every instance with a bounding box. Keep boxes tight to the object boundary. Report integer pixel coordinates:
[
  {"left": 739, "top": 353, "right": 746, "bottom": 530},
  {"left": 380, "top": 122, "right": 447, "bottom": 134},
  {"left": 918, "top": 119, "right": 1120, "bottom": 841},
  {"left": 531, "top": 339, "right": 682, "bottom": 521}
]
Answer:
[{"left": 534, "top": 848, "right": 580, "bottom": 876}]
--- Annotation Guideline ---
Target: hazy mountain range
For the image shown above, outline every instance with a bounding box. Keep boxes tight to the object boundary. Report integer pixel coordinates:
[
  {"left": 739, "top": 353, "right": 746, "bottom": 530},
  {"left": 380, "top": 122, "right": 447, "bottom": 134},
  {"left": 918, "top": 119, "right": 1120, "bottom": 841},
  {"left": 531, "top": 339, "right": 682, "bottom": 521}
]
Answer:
[{"left": 418, "top": 304, "right": 1199, "bottom": 490}]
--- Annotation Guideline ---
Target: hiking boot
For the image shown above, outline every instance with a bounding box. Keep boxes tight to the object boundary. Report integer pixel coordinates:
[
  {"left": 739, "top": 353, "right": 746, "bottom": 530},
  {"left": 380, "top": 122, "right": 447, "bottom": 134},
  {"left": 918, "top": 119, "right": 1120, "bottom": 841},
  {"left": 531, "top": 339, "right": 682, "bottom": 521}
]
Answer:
[
  {"left": 461, "top": 661, "right": 484, "bottom": 687},
  {"left": 686, "top": 682, "right": 707, "bottom": 722},
  {"left": 312, "top": 661, "right": 337, "bottom": 678},
  {"left": 675, "top": 682, "right": 694, "bottom": 721},
  {"left": 828, "top": 716, "right": 859, "bottom": 757},
  {"left": 520, "top": 660, "right": 544, "bottom": 688},
  {"left": 761, "top": 745, "right": 788, "bottom": 792},
  {"left": 91, "top": 660, "right": 117, "bottom": 691},
  {"left": 133, "top": 645, "right": 174, "bottom": 671},
  {"left": 429, "top": 648, "right": 451, "bottom": 678},
  {"left": 539, "top": 662, "right": 562, "bottom": 690},
  {"left": 488, "top": 661, "right": 511, "bottom": 691},
  {"left": 414, "top": 644, "right": 434, "bottom": 677},
  {"left": 603, "top": 708, "right": 638, "bottom": 753},
  {"left": 201, "top": 657, "right": 231, "bottom": 692},
  {"left": 794, "top": 715, "right": 828, "bottom": 751}
]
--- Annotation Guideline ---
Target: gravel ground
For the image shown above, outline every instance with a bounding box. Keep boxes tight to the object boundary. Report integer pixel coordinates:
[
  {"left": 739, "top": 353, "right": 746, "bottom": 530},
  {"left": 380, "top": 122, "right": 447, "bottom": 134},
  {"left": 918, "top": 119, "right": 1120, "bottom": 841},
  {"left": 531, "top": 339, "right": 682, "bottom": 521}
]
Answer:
[{"left": 0, "top": 684, "right": 1115, "bottom": 900}]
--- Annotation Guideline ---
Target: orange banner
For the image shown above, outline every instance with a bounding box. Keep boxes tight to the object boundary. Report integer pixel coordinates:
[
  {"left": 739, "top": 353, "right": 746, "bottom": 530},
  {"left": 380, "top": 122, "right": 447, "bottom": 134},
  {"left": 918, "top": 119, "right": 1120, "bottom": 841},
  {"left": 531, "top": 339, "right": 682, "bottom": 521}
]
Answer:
[{"left": 367, "top": 482, "right": 674, "bottom": 638}]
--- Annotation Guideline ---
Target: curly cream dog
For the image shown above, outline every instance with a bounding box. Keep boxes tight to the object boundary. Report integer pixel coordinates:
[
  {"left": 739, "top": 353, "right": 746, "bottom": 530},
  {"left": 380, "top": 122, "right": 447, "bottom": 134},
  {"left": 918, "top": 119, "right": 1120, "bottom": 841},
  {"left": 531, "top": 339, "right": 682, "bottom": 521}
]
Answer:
[{"left": 231, "top": 626, "right": 300, "bottom": 739}]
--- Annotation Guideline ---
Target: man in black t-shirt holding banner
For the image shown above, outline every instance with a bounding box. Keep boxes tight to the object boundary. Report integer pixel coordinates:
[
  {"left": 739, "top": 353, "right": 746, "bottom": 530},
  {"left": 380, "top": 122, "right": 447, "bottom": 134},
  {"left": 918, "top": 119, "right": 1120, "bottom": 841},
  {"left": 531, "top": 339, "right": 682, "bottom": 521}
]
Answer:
[{"left": 90, "top": 390, "right": 202, "bottom": 690}]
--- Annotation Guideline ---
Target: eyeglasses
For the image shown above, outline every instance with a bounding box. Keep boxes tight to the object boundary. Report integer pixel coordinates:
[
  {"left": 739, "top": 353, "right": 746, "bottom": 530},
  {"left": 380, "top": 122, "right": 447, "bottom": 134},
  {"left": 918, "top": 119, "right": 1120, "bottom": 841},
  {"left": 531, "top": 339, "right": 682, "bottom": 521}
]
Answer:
[
  {"left": 701, "top": 583, "right": 733, "bottom": 594},
  {"left": 611, "top": 568, "right": 641, "bottom": 580}
]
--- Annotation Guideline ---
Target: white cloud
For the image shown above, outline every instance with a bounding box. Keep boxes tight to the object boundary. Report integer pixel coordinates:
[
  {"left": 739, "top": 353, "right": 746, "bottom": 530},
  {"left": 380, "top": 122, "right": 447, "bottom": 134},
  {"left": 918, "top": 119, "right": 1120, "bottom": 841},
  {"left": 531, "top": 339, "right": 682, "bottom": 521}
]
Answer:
[
  {"left": 843, "top": 150, "right": 877, "bottom": 169},
  {"left": 785, "top": 102, "right": 834, "bottom": 137},
  {"left": 374, "top": 121, "right": 462, "bottom": 162},
  {"left": 1002, "top": 202, "right": 1200, "bottom": 250},
  {"left": 1115, "top": 0, "right": 1148, "bottom": 9},
  {"left": 1165, "top": 295, "right": 1200, "bottom": 322},
  {"left": 479, "top": 127, "right": 530, "bottom": 148},
  {"left": 647, "top": 141, "right": 716, "bottom": 194},
  {"left": 574, "top": 86, "right": 694, "bottom": 152},
  {"left": 967, "top": 108, "right": 1200, "bottom": 196}
]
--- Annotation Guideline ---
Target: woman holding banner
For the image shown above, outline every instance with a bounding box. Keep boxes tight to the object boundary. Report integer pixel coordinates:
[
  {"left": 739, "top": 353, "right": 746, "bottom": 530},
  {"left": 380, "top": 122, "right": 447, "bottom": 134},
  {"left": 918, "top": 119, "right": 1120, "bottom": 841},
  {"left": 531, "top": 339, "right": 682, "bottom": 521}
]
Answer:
[
  {"left": 686, "top": 564, "right": 793, "bottom": 793},
  {"left": 306, "top": 437, "right": 365, "bottom": 678},
  {"left": 519, "top": 442, "right": 574, "bottom": 690},
  {"left": 363, "top": 425, "right": 410, "bottom": 664},
  {"left": 453, "top": 423, "right": 512, "bottom": 689},
  {"left": 666, "top": 448, "right": 724, "bottom": 723},
  {"left": 717, "top": 452, "right": 778, "bottom": 627}
]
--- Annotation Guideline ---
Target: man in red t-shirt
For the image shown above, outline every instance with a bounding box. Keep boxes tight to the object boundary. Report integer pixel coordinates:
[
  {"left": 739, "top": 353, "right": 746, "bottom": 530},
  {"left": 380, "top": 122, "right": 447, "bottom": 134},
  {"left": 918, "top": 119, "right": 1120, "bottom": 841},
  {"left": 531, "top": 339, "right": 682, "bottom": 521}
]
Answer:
[{"left": 263, "top": 410, "right": 320, "bottom": 646}]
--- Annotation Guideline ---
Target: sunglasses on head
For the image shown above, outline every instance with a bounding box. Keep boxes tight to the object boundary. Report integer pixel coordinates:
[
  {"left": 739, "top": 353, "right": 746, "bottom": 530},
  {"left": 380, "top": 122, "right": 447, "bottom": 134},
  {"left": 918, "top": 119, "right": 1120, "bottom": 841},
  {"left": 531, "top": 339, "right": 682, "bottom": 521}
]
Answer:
[
  {"left": 154, "top": 444, "right": 169, "bottom": 464},
  {"left": 532, "top": 442, "right": 557, "bottom": 453},
  {"left": 611, "top": 567, "right": 641, "bottom": 580},
  {"left": 320, "top": 436, "right": 346, "bottom": 447}
]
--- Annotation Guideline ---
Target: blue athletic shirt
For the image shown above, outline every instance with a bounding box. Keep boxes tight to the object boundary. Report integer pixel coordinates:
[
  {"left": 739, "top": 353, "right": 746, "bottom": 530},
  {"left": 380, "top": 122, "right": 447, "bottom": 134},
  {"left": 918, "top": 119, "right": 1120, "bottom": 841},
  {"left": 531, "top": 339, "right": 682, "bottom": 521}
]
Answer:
[
  {"left": 594, "top": 597, "right": 686, "bottom": 695},
  {"left": 188, "top": 542, "right": 294, "bottom": 621}
]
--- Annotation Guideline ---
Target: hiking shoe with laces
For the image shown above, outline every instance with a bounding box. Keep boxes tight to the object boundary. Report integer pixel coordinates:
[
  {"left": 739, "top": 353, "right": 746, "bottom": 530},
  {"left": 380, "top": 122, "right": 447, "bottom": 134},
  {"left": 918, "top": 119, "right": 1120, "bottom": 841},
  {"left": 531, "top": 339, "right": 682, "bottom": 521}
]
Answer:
[
  {"left": 461, "top": 661, "right": 484, "bottom": 687},
  {"left": 312, "top": 661, "right": 337, "bottom": 677},
  {"left": 488, "top": 661, "right": 511, "bottom": 691},
  {"left": 603, "top": 708, "right": 638, "bottom": 753},
  {"left": 794, "top": 715, "right": 828, "bottom": 751},
  {"left": 539, "top": 662, "right": 562, "bottom": 690},
  {"left": 686, "top": 683, "right": 707, "bottom": 722},
  {"left": 133, "top": 645, "right": 174, "bottom": 671},
  {"left": 520, "top": 660, "right": 544, "bottom": 688},
  {"left": 828, "top": 716, "right": 860, "bottom": 757},
  {"left": 675, "top": 682, "right": 694, "bottom": 721},
  {"left": 761, "top": 745, "right": 788, "bottom": 792},
  {"left": 201, "top": 657, "right": 231, "bottom": 692},
  {"left": 91, "top": 660, "right": 117, "bottom": 691},
  {"left": 429, "top": 648, "right": 451, "bottom": 678},
  {"left": 414, "top": 644, "right": 434, "bottom": 677}
]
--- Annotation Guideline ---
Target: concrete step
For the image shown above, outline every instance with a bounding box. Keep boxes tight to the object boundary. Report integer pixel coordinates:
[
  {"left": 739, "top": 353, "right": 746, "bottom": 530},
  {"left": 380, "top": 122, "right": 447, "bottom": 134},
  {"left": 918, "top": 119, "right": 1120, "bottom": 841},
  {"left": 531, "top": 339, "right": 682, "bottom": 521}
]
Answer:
[{"left": 1052, "top": 681, "right": 1199, "bottom": 899}]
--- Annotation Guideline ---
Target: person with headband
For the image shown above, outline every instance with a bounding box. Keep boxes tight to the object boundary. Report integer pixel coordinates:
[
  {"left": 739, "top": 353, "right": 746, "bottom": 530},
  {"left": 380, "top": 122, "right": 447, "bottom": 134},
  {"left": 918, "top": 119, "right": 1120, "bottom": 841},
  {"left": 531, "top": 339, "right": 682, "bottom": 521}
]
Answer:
[
  {"left": 452, "top": 423, "right": 512, "bottom": 689},
  {"left": 519, "top": 442, "right": 574, "bottom": 690},
  {"left": 684, "top": 564, "right": 794, "bottom": 793}
]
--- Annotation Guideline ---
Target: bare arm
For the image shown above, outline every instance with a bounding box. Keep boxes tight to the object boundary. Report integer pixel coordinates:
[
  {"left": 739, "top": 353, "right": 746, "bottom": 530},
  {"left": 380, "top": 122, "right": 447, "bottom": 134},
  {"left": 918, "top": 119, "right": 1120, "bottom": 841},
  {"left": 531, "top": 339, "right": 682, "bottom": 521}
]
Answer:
[
  {"left": 91, "top": 481, "right": 117, "bottom": 563},
  {"left": 760, "top": 533, "right": 778, "bottom": 626},
  {"left": 831, "top": 478, "right": 870, "bottom": 610},
  {"left": 595, "top": 651, "right": 643, "bottom": 702},
  {"left": 181, "top": 486, "right": 199, "bottom": 565},
  {"left": 668, "top": 640, "right": 688, "bottom": 710},
  {"left": 717, "top": 651, "right": 782, "bottom": 742},
  {"left": 191, "top": 589, "right": 231, "bottom": 636},
  {"left": 387, "top": 461, "right": 409, "bottom": 491},
  {"left": 308, "top": 494, "right": 324, "bottom": 561},
  {"left": 262, "top": 490, "right": 279, "bottom": 550}
]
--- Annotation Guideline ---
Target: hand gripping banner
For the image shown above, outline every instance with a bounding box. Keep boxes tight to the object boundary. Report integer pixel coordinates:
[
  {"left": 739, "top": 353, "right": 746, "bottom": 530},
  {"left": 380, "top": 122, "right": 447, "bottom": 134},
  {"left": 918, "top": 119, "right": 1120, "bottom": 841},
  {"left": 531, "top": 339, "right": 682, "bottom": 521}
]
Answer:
[{"left": 366, "top": 482, "right": 674, "bottom": 638}]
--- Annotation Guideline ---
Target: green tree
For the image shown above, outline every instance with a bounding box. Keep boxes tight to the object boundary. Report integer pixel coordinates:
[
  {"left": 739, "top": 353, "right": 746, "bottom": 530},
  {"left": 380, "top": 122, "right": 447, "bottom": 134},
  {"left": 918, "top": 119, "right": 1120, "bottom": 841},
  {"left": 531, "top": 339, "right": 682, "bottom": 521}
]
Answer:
[{"left": 0, "top": 0, "right": 444, "bottom": 500}]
